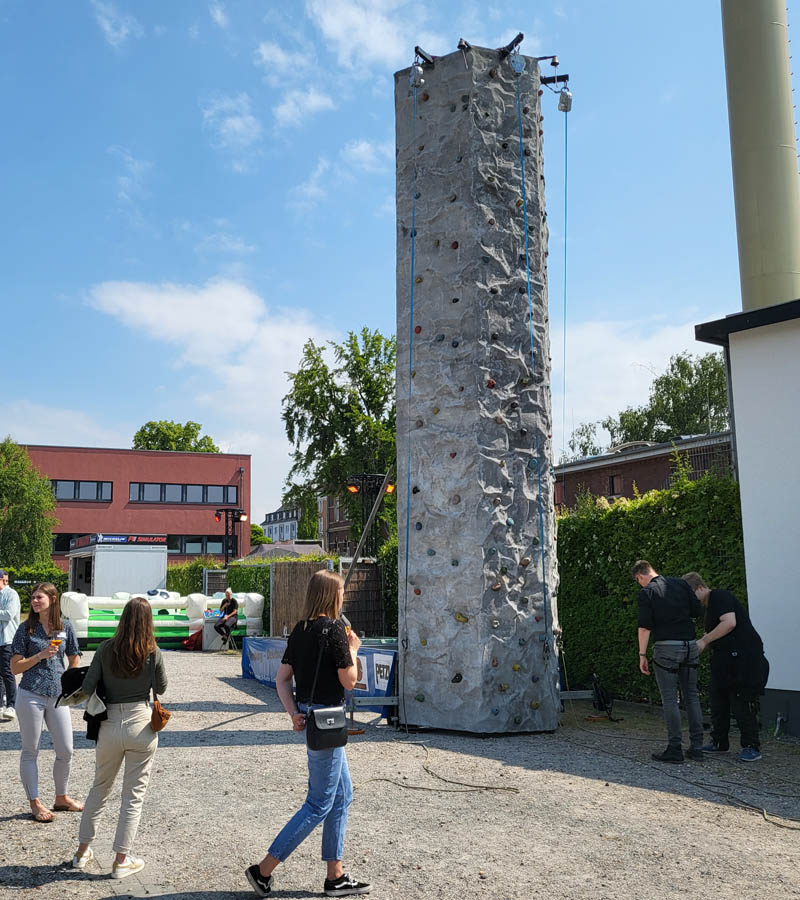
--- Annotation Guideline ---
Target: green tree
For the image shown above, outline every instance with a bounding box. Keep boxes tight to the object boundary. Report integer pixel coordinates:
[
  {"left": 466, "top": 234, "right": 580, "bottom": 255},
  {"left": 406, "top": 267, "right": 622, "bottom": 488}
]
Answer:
[
  {"left": 250, "top": 523, "right": 271, "bottom": 546},
  {"left": 282, "top": 328, "right": 396, "bottom": 536},
  {"left": 602, "top": 352, "right": 728, "bottom": 446},
  {"left": 132, "top": 420, "right": 219, "bottom": 452},
  {"left": 560, "top": 421, "right": 603, "bottom": 463},
  {"left": 283, "top": 482, "right": 320, "bottom": 540},
  {"left": 0, "top": 437, "right": 59, "bottom": 568}
]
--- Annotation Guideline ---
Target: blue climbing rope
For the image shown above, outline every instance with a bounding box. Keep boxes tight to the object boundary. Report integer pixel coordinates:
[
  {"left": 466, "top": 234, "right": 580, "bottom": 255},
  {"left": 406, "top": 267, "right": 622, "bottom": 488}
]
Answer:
[{"left": 514, "top": 60, "right": 550, "bottom": 641}]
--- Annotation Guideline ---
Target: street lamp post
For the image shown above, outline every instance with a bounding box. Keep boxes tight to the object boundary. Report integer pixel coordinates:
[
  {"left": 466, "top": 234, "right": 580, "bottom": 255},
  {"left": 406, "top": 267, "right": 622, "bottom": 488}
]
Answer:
[
  {"left": 214, "top": 507, "right": 248, "bottom": 567},
  {"left": 344, "top": 469, "right": 395, "bottom": 589}
]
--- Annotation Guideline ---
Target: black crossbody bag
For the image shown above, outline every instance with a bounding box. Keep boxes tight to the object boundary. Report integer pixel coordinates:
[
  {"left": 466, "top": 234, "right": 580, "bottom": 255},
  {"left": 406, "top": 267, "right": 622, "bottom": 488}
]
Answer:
[{"left": 304, "top": 623, "right": 348, "bottom": 751}]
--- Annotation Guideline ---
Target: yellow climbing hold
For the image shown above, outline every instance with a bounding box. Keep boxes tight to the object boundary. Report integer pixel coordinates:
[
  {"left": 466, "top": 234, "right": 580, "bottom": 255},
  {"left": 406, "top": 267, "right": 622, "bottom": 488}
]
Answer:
[
  {"left": 454, "top": 611, "right": 470, "bottom": 623},
  {"left": 499, "top": 683, "right": 509, "bottom": 692},
  {"left": 530, "top": 700, "right": 540, "bottom": 710},
  {"left": 512, "top": 663, "right": 521, "bottom": 672},
  {"left": 516, "top": 198, "right": 524, "bottom": 208},
  {"left": 433, "top": 407, "right": 440, "bottom": 414},
  {"left": 420, "top": 638, "right": 427, "bottom": 646},
  {"left": 415, "top": 275, "right": 423, "bottom": 284}
]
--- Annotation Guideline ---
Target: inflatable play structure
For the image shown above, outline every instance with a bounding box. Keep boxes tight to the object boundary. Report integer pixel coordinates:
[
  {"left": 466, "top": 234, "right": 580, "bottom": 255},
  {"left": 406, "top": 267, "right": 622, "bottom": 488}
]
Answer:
[{"left": 60, "top": 590, "right": 265, "bottom": 649}]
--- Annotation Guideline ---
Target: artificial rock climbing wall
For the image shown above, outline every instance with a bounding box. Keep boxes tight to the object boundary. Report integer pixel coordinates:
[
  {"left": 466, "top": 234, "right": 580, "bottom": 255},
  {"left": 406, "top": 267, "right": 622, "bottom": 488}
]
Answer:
[{"left": 395, "top": 45, "right": 560, "bottom": 733}]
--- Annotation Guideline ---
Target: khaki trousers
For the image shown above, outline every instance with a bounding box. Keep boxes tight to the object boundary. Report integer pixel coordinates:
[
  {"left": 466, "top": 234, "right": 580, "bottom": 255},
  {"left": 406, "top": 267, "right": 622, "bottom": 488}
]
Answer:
[{"left": 78, "top": 701, "right": 157, "bottom": 855}]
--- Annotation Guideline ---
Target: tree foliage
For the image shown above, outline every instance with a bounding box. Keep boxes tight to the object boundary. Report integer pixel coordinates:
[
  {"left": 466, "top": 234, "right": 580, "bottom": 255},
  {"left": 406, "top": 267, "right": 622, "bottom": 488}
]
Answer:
[
  {"left": 132, "top": 420, "right": 219, "bottom": 453},
  {"left": 282, "top": 328, "right": 396, "bottom": 533},
  {"left": 602, "top": 352, "right": 728, "bottom": 446},
  {"left": 282, "top": 482, "right": 321, "bottom": 541},
  {"left": 250, "top": 523, "right": 271, "bottom": 546},
  {"left": 559, "top": 421, "right": 602, "bottom": 463},
  {"left": 0, "top": 438, "right": 59, "bottom": 568}
]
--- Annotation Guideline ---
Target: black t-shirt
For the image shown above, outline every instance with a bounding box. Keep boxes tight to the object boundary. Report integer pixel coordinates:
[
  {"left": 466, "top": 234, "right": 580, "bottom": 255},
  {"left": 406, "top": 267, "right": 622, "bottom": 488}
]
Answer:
[
  {"left": 281, "top": 617, "right": 353, "bottom": 706},
  {"left": 220, "top": 597, "right": 238, "bottom": 617},
  {"left": 705, "top": 589, "right": 762, "bottom": 654},
  {"left": 637, "top": 575, "right": 703, "bottom": 642}
]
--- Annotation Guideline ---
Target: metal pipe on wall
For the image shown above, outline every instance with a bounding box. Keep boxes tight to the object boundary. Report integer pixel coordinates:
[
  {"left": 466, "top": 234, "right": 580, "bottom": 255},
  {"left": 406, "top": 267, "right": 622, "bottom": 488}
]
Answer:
[{"left": 721, "top": 0, "right": 800, "bottom": 311}]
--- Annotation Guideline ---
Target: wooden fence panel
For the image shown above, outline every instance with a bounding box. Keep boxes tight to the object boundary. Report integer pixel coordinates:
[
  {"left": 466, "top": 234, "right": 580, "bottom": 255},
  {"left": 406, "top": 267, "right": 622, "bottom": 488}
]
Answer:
[{"left": 343, "top": 563, "right": 384, "bottom": 637}]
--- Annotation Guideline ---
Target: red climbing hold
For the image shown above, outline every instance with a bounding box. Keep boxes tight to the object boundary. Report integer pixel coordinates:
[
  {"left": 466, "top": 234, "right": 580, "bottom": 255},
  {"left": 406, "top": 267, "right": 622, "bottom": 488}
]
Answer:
[
  {"left": 451, "top": 241, "right": 459, "bottom": 249},
  {"left": 450, "top": 451, "right": 457, "bottom": 459},
  {"left": 487, "top": 379, "right": 497, "bottom": 389},
  {"left": 414, "top": 325, "right": 422, "bottom": 334},
  {"left": 414, "top": 588, "right": 422, "bottom": 596}
]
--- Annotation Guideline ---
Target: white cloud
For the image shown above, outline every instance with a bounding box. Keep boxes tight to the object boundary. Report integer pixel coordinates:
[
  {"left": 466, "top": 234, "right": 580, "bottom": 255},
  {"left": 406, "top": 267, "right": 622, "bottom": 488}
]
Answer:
[
  {"left": 85, "top": 277, "right": 336, "bottom": 514},
  {"left": 254, "top": 40, "right": 311, "bottom": 84},
  {"left": 107, "top": 145, "right": 154, "bottom": 230},
  {"left": 90, "top": 0, "right": 143, "bottom": 49},
  {"left": 194, "top": 232, "right": 256, "bottom": 255},
  {"left": 201, "top": 93, "right": 263, "bottom": 171},
  {"left": 287, "top": 157, "right": 330, "bottom": 210},
  {"left": 340, "top": 138, "right": 393, "bottom": 173},
  {"left": 208, "top": 1, "right": 228, "bottom": 29},
  {"left": 549, "top": 314, "right": 723, "bottom": 458},
  {"left": 273, "top": 88, "right": 335, "bottom": 128}
]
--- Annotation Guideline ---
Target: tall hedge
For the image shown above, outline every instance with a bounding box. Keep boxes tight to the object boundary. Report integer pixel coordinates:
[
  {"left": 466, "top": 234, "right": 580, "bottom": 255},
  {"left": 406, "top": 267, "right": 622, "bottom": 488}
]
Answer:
[
  {"left": 556, "top": 473, "right": 745, "bottom": 700},
  {"left": 5, "top": 565, "right": 69, "bottom": 613}
]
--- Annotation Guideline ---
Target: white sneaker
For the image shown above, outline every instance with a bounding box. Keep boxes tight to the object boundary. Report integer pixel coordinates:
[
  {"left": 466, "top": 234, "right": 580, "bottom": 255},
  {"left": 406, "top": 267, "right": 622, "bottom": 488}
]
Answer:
[
  {"left": 111, "top": 855, "right": 145, "bottom": 879},
  {"left": 72, "top": 847, "right": 93, "bottom": 869},
  {"left": 0, "top": 707, "right": 8, "bottom": 721},
  {"left": 4, "top": 707, "right": 16, "bottom": 722}
]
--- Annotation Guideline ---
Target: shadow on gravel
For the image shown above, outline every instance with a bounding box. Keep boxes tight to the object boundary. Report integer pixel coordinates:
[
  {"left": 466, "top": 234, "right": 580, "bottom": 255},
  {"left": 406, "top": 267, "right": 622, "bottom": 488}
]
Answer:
[{"left": 0, "top": 862, "right": 110, "bottom": 888}]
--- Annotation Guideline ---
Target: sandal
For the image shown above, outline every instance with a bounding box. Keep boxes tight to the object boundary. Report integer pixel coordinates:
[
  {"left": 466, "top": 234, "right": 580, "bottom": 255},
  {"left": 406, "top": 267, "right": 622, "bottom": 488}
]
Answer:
[
  {"left": 53, "top": 799, "right": 84, "bottom": 812},
  {"left": 31, "top": 808, "right": 54, "bottom": 823}
]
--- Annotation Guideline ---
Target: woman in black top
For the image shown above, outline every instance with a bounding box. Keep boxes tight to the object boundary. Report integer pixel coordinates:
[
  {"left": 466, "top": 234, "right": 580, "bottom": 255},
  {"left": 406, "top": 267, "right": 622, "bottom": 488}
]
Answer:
[
  {"left": 245, "top": 570, "right": 370, "bottom": 898},
  {"left": 683, "top": 572, "right": 768, "bottom": 760}
]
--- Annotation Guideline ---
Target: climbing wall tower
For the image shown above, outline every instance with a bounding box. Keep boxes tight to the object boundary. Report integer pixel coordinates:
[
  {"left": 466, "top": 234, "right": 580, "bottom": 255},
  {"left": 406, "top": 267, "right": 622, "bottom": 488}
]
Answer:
[{"left": 395, "top": 45, "right": 560, "bottom": 732}]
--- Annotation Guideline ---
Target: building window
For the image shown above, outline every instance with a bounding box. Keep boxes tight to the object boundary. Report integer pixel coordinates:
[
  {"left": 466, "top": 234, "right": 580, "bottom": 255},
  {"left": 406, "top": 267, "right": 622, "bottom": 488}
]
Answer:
[
  {"left": 205, "top": 538, "right": 224, "bottom": 555},
  {"left": 51, "top": 480, "right": 113, "bottom": 502},
  {"left": 608, "top": 474, "right": 623, "bottom": 496},
  {"left": 226, "top": 486, "right": 237, "bottom": 504},
  {"left": 129, "top": 482, "right": 238, "bottom": 505},
  {"left": 185, "top": 484, "right": 204, "bottom": 503},
  {"left": 167, "top": 535, "right": 181, "bottom": 554},
  {"left": 142, "top": 482, "right": 161, "bottom": 502},
  {"left": 52, "top": 533, "right": 78, "bottom": 553},
  {"left": 164, "top": 483, "right": 182, "bottom": 503},
  {"left": 207, "top": 485, "right": 225, "bottom": 504},
  {"left": 184, "top": 536, "right": 204, "bottom": 554},
  {"left": 554, "top": 480, "right": 564, "bottom": 506}
]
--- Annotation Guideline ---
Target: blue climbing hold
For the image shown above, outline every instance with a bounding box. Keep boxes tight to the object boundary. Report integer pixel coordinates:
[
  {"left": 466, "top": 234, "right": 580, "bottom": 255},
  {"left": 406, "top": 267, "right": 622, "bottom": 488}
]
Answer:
[{"left": 427, "top": 548, "right": 436, "bottom": 556}]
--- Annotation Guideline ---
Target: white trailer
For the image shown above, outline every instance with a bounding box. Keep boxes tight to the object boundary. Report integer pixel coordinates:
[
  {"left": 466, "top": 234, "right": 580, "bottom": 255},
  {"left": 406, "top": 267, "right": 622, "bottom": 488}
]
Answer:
[{"left": 66, "top": 534, "right": 168, "bottom": 597}]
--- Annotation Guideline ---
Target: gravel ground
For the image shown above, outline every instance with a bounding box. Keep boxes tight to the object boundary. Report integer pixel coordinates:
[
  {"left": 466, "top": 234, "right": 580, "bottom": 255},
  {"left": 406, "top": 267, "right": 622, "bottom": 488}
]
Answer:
[{"left": 1, "top": 650, "right": 798, "bottom": 900}]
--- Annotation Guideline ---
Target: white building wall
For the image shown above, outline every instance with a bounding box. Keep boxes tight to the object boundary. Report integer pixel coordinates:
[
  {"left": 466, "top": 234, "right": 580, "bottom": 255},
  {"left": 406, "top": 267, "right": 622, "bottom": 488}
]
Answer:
[{"left": 729, "top": 318, "right": 800, "bottom": 692}]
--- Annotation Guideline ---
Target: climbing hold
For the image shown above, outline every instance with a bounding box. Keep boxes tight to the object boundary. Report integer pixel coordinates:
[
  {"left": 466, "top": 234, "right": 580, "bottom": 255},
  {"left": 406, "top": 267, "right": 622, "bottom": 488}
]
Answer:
[
  {"left": 492, "top": 497, "right": 502, "bottom": 507},
  {"left": 502, "top": 141, "right": 508, "bottom": 149},
  {"left": 520, "top": 377, "right": 531, "bottom": 386},
  {"left": 499, "top": 683, "right": 508, "bottom": 692},
  {"left": 433, "top": 239, "right": 440, "bottom": 247},
  {"left": 422, "top": 92, "right": 429, "bottom": 101},
  {"left": 499, "top": 460, "right": 506, "bottom": 468},
  {"left": 519, "top": 597, "right": 529, "bottom": 605},
  {"left": 488, "top": 217, "right": 496, "bottom": 225},
  {"left": 512, "top": 663, "right": 521, "bottom": 672},
  {"left": 487, "top": 175, "right": 495, "bottom": 183},
  {"left": 432, "top": 407, "right": 440, "bottom": 414},
  {"left": 530, "top": 700, "right": 540, "bottom": 710},
  {"left": 482, "top": 255, "right": 491, "bottom": 263},
  {"left": 415, "top": 419, "right": 424, "bottom": 428},
  {"left": 418, "top": 144, "right": 424, "bottom": 151},
  {"left": 451, "top": 559, "right": 459, "bottom": 566},
  {"left": 414, "top": 192, "right": 421, "bottom": 199},
  {"left": 519, "top": 638, "right": 527, "bottom": 646},
  {"left": 491, "top": 583, "right": 502, "bottom": 592},
  {"left": 523, "top": 105, "right": 530, "bottom": 113},
  {"left": 416, "top": 692, "right": 426, "bottom": 702},
  {"left": 461, "top": 94, "right": 469, "bottom": 102},
  {"left": 531, "top": 536, "right": 540, "bottom": 546},
  {"left": 451, "top": 494, "right": 461, "bottom": 505},
  {"left": 435, "top": 334, "right": 444, "bottom": 342},
  {"left": 454, "top": 611, "right": 469, "bottom": 623},
  {"left": 519, "top": 286, "right": 526, "bottom": 294},
  {"left": 449, "top": 451, "right": 457, "bottom": 458},
  {"left": 427, "top": 548, "right": 435, "bottom": 556},
  {"left": 451, "top": 296, "right": 460, "bottom": 303},
  {"left": 451, "top": 340, "right": 459, "bottom": 348},
  {"left": 535, "top": 615, "right": 543, "bottom": 622},
  {"left": 492, "top": 619, "right": 500, "bottom": 628},
  {"left": 516, "top": 198, "right": 524, "bottom": 208},
  {"left": 449, "top": 193, "right": 457, "bottom": 202},
  {"left": 415, "top": 276, "right": 423, "bottom": 284},
  {"left": 412, "top": 486, "right": 420, "bottom": 494},
  {"left": 488, "top": 547, "right": 497, "bottom": 555},
  {"left": 415, "top": 522, "right": 422, "bottom": 531},
  {"left": 487, "top": 379, "right": 496, "bottom": 389},
  {"left": 492, "top": 707, "right": 499, "bottom": 716},
  {"left": 509, "top": 402, "right": 518, "bottom": 411},
  {"left": 420, "top": 638, "right": 427, "bottom": 646},
  {"left": 514, "top": 715, "right": 522, "bottom": 725},
  {"left": 414, "top": 587, "right": 421, "bottom": 595},
  {"left": 506, "top": 517, "right": 515, "bottom": 526},
  {"left": 519, "top": 429, "right": 528, "bottom": 439},
  {"left": 491, "top": 332, "right": 499, "bottom": 341},
  {"left": 414, "top": 325, "right": 422, "bottom": 334},
  {"left": 494, "top": 416, "right": 504, "bottom": 425},
  {"left": 458, "top": 386, "right": 464, "bottom": 392},
  {"left": 455, "top": 154, "right": 462, "bottom": 161},
  {"left": 489, "top": 287, "right": 499, "bottom": 294},
  {"left": 531, "top": 675, "right": 540, "bottom": 683},
  {"left": 489, "top": 68, "right": 497, "bottom": 78},
  {"left": 521, "top": 557, "right": 531, "bottom": 567},
  {"left": 411, "top": 369, "right": 416, "bottom": 378},
  {"left": 450, "top": 104, "right": 457, "bottom": 112},
  {"left": 451, "top": 673, "right": 463, "bottom": 684},
  {"left": 500, "top": 566, "right": 508, "bottom": 575},
  {"left": 491, "top": 658, "right": 498, "bottom": 668},
  {"left": 451, "top": 241, "right": 459, "bottom": 249}
]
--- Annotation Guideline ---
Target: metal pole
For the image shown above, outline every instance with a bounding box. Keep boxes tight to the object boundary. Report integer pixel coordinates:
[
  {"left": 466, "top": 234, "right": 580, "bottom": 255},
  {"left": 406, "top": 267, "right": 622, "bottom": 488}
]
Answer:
[
  {"left": 721, "top": 0, "right": 800, "bottom": 310},
  {"left": 343, "top": 467, "right": 395, "bottom": 591}
]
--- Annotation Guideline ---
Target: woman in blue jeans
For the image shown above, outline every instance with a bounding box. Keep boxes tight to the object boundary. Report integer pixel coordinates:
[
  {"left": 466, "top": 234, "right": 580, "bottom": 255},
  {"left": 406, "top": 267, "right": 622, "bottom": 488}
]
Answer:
[{"left": 246, "top": 570, "right": 370, "bottom": 898}]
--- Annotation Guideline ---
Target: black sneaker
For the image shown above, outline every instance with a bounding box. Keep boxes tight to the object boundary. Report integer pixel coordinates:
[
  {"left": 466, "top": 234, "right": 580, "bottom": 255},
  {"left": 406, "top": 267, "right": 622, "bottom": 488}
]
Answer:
[
  {"left": 245, "top": 864, "right": 273, "bottom": 896},
  {"left": 651, "top": 746, "right": 684, "bottom": 763},
  {"left": 323, "top": 873, "right": 371, "bottom": 896},
  {"left": 686, "top": 748, "right": 705, "bottom": 761}
]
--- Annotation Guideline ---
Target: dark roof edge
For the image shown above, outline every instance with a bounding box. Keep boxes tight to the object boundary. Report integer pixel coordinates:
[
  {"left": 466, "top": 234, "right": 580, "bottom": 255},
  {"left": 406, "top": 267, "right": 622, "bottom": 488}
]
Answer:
[{"left": 695, "top": 298, "right": 800, "bottom": 346}]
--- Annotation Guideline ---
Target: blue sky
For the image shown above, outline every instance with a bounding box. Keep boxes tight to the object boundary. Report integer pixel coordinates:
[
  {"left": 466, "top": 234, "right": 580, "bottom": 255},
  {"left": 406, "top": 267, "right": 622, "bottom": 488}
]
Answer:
[{"left": 2, "top": 1, "right": 797, "bottom": 518}]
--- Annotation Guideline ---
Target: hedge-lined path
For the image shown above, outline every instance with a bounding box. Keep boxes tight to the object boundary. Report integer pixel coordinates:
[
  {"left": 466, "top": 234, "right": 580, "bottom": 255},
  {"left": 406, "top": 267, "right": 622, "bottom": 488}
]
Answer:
[{"left": 1, "top": 651, "right": 798, "bottom": 900}]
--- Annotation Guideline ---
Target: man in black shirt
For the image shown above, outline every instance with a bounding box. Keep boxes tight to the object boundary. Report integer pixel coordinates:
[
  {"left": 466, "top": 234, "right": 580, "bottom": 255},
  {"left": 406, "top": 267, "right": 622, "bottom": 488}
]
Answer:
[
  {"left": 633, "top": 559, "right": 704, "bottom": 763},
  {"left": 214, "top": 589, "right": 239, "bottom": 643},
  {"left": 682, "top": 573, "right": 768, "bottom": 761}
]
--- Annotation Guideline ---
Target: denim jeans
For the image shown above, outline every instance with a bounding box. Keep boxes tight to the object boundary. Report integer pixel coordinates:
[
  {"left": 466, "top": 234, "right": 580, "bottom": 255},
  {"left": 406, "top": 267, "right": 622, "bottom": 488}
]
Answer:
[
  {"left": 0, "top": 644, "right": 15, "bottom": 708},
  {"left": 269, "top": 706, "right": 353, "bottom": 862},
  {"left": 653, "top": 641, "right": 704, "bottom": 750}
]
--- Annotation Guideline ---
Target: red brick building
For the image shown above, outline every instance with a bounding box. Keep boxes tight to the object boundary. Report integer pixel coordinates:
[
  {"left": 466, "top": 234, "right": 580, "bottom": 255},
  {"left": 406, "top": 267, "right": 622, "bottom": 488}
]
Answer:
[
  {"left": 25, "top": 445, "right": 251, "bottom": 570},
  {"left": 553, "top": 432, "right": 733, "bottom": 509}
]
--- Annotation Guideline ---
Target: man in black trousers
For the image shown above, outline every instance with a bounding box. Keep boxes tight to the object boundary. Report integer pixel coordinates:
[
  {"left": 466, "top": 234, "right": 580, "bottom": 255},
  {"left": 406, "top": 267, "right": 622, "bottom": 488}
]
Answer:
[{"left": 633, "top": 560, "right": 704, "bottom": 763}]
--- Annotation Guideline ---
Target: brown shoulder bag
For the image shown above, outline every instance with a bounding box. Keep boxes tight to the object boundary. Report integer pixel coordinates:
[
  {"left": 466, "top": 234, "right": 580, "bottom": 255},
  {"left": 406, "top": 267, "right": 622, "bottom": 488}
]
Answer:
[{"left": 150, "top": 653, "right": 171, "bottom": 732}]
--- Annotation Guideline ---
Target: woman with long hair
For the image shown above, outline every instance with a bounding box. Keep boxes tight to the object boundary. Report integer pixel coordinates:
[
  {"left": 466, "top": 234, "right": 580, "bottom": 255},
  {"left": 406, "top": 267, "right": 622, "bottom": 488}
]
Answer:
[
  {"left": 245, "top": 569, "right": 370, "bottom": 898},
  {"left": 10, "top": 582, "right": 83, "bottom": 822},
  {"left": 71, "top": 595, "right": 167, "bottom": 879}
]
